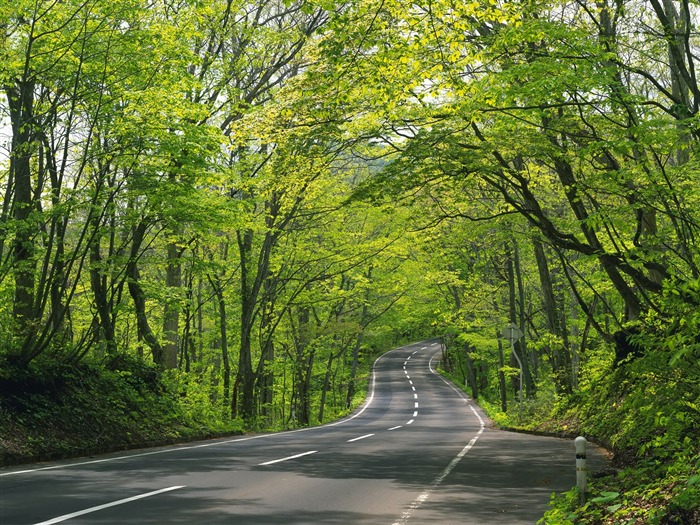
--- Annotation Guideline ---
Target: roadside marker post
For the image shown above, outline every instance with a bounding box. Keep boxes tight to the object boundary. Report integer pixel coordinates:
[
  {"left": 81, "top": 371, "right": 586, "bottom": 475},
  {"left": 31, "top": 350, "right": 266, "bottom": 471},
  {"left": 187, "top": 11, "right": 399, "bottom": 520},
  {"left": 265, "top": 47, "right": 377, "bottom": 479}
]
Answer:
[{"left": 575, "top": 436, "right": 588, "bottom": 505}]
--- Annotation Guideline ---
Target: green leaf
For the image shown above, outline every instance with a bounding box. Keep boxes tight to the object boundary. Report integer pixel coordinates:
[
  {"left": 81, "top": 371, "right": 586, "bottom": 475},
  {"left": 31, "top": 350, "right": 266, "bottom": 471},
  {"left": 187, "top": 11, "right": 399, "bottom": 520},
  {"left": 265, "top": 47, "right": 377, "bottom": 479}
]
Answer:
[{"left": 591, "top": 491, "right": 619, "bottom": 503}]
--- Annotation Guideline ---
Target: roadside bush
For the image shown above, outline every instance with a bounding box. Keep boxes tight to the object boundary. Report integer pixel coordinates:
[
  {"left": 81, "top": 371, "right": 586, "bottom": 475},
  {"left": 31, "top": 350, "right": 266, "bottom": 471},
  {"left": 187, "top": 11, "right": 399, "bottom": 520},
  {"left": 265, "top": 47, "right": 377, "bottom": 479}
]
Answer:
[{"left": 0, "top": 356, "right": 241, "bottom": 465}]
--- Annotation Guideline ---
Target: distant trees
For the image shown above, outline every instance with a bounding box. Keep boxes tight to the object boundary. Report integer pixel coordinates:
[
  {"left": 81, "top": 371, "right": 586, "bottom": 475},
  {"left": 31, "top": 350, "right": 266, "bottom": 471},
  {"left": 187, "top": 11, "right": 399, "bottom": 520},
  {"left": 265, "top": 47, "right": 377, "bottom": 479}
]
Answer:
[{"left": 2, "top": 0, "right": 698, "bottom": 429}]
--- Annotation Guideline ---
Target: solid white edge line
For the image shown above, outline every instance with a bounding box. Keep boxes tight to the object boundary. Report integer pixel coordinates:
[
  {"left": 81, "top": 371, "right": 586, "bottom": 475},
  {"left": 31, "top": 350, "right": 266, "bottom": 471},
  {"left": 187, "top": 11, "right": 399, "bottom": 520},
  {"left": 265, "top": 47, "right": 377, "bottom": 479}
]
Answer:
[
  {"left": 3, "top": 346, "right": 396, "bottom": 478},
  {"left": 347, "top": 433, "right": 375, "bottom": 443},
  {"left": 259, "top": 450, "right": 317, "bottom": 466},
  {"left": 33, "top": 486, "right": 185, "bottom": 525},
  {"left": 4, "top": 343, "right": 433, "bottom": 478}
]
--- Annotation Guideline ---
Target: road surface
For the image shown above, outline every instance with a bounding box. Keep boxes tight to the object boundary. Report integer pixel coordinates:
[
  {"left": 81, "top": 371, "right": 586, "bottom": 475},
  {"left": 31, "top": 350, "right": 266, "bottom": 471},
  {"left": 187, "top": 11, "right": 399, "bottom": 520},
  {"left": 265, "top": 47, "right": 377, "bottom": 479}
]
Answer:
[{"left": 0, "top": 341, "right": 608, "bottom": 524}]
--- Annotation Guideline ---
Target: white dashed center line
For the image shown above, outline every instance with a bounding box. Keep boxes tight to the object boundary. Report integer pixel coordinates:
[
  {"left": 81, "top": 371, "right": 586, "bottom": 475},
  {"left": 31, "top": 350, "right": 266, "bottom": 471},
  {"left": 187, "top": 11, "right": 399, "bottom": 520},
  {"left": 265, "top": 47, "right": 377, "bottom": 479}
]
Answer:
[
  {"left": 347, "top": 434, "right": 375, "bottom": 443},
  {"left": 33, "top": 486, "right": 186, "bottom": 525},
  {"left": 259, "top": 450, "right": 318, "bottom": 466}
]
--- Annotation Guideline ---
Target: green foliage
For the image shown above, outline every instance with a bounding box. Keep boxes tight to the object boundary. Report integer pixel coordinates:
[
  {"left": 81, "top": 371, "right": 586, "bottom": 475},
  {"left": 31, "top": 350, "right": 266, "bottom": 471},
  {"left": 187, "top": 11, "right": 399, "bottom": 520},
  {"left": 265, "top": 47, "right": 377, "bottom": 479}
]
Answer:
[
  {"left": 0, "top": 357, "right": 241, "bottom": 464},
  {"left": 1, "top": 6, "right": 700, "bottom": 525}
]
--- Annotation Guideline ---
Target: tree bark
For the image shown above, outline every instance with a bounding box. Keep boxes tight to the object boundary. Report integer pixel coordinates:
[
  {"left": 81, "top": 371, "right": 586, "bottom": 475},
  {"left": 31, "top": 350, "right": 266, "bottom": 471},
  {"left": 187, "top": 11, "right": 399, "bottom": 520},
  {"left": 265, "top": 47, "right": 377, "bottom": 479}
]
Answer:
[
  {"left": 126, "top": 221, "right": 163, "bottom": 365},
  {"left": 162, "top": 239, "right": 182, "bottom": 370},
  {"left": 532, "top": 235, "right": 572, "bottom": 393},
  {"left": 7, "top": 82, "right": 38, "bottom": 358}
]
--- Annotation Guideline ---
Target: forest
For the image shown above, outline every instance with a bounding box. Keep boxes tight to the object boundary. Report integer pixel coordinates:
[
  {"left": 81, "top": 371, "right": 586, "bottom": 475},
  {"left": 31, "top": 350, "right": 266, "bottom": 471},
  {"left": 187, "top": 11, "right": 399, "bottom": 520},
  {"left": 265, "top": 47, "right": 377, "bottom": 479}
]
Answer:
[{"left": 1, "top": 0, "right": 699, "bottom": 522}]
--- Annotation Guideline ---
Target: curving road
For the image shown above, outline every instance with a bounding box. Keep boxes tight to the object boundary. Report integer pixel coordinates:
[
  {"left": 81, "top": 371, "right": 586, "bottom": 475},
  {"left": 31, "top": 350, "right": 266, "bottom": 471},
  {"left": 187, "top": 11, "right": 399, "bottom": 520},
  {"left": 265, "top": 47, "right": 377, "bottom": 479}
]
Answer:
[{"left": 0, "top": 341, "right": 608, "bottom": 524}]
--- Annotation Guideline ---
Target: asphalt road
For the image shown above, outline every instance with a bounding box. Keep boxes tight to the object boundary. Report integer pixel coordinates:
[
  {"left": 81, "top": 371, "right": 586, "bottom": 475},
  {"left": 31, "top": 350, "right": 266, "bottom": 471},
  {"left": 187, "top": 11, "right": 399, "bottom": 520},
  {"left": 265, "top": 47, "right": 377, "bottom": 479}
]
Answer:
[{"left": 0, "top": 341, "right": 609, "bottom": 524}]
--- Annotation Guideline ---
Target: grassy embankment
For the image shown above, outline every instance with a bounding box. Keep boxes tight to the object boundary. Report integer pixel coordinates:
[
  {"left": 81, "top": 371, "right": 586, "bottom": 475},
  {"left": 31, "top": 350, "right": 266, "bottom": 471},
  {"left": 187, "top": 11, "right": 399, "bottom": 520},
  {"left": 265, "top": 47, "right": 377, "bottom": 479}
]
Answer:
[{"left": 0, "top": 355, "right": 368, "bottom": 467}]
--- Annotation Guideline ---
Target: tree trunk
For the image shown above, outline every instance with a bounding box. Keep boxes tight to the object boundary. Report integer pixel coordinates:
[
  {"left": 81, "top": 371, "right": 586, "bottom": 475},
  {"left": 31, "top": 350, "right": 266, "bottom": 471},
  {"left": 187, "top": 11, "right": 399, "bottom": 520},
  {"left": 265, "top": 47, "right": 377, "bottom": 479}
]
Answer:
[
  {"left": 236, "top": 228, "right": 257, "bottom": 420},
  {"left": 464, "top": 344, "right": 478, "bottom": 399},
  {"left": 506, "top": 242, "right": 533, "bottom": 399},
  {"left": 496, "top": 332, "right": 508, "bottom": 413},
  {"left": 318, "top": 353, "right": 333, "bottom": 423},
  {"left": 7, "top": 82, "right": 38, "bottom": 359},
  {"left": 346, "top": 328, "right": 364, "bottom": 408},
  {"left": 162, "top": 239, "right": 181, "bottom": 369},
  {"left": 208, "top": 274, "right": 231, "bottom": 415},
  {"left": 532, "top": 234, "right": 572, "bottom": 393},
  {"left": 513, "top": 240, "right": 535, "bottom": 397},
  {"left": 90, "top": 234, "right": 117, "bottom": 357},
  {"left": 126, "top": 221, "right": 163, "bottom": 365}
]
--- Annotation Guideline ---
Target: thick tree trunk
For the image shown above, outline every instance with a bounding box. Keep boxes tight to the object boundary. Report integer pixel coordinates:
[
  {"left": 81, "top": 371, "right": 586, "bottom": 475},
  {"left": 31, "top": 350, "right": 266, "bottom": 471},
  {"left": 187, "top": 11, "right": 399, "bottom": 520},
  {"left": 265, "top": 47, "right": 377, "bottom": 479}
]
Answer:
[
  {"left": 162, "top": 240, "right": 181, "bottom": 369},
  {"left": 236, "top": 228, "right": 257, "bottom": 420},
  {"left": 7, "top": 82, "right": 38, "bottom": 357}
]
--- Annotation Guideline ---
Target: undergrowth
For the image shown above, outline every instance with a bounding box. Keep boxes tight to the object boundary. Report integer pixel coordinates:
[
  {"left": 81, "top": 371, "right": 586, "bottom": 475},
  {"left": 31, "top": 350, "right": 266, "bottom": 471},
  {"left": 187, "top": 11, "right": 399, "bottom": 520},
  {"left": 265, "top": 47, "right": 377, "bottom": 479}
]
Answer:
[
  {"left": 444, "top": 340, "right": 700, "bottom": 524},
  {"left": 0, "top": 356, "right": 244, "bottom": 465}
]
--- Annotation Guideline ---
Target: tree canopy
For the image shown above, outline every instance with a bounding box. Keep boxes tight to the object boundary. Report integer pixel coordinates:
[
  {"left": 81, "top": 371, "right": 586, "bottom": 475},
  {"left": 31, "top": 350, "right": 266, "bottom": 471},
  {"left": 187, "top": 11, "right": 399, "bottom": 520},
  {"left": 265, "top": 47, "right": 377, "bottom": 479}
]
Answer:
[{"left": 1, "top": 0, "right": 699, "bottom": 519}]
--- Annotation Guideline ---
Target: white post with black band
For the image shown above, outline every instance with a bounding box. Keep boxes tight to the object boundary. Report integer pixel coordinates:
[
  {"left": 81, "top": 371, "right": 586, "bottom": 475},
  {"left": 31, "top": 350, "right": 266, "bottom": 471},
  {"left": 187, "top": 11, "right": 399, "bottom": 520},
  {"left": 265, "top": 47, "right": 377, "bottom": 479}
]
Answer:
[{"left": 575, "top": 436, "right": 588, "bottom": 504}]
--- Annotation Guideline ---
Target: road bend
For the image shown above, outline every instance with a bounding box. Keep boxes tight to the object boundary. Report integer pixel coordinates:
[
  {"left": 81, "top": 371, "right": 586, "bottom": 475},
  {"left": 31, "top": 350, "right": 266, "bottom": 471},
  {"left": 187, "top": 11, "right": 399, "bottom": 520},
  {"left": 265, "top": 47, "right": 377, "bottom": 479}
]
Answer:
[{"left": 0, "top": 340, "right": 608, "bottom": 524}]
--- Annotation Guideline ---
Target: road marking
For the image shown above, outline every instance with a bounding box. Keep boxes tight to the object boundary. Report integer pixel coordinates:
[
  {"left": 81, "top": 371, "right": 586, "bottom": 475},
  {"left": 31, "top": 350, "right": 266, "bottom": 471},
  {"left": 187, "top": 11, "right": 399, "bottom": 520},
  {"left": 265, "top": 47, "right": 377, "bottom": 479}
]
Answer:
[
  {"left": 409, "top": 380, "right": 413, "bottom": 385},
  {"left": 406, "top": 419, "right": 414, "bottom": 425},
  {"left": 347, "top": 433, "right": 375, "bottom": 443},
  {"left": 33, "top": 486, "right": 185, "bottom": 525},
  {"left": 2, "top": 342, "right": 421, "bottom": 478},
  {"left": 3, "top": 348, "right": 396, "bottom": 478},
  {"left": 414, "top": 402, "right": 419, "bottom": 408},
  {"left": 259, "top": 450, "right": 317, "bottom": 466},
  {"left": 413, "top": 411, "right": 418, "bottom": 417},
  {"left": 388, "top": 426, "right": 402, "bottom": 431},
  {"left": 394, "top": 349, "right": 487, "bottom": 525},
  {"left": 413, "top": 393, "right": 418, "bottom": 399}
]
